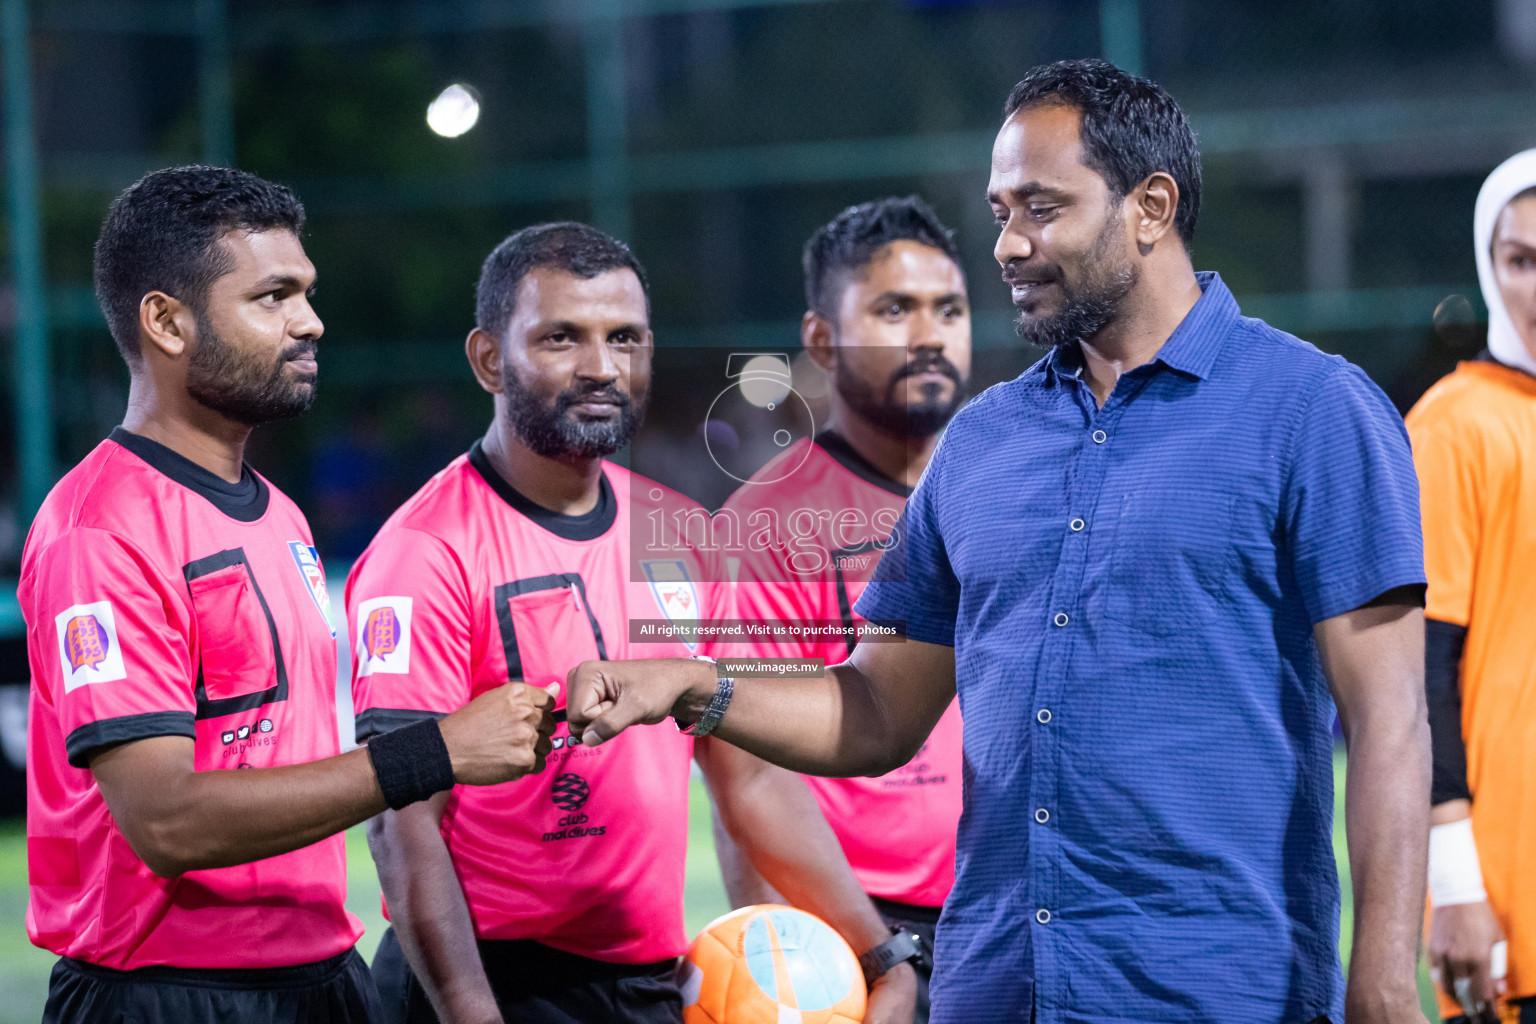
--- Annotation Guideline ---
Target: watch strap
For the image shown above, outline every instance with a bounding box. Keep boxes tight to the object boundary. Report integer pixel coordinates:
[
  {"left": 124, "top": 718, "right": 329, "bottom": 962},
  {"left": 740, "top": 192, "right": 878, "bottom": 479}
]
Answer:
[
  {"left": 679, "top": 674, "right": 733, "bottom": 738},
  {"left": 859, "top": 927, "right": 928, "bottom": 985}
]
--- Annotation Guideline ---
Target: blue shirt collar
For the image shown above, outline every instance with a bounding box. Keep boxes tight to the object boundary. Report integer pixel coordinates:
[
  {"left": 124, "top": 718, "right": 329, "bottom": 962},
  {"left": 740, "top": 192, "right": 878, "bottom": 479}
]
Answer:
[{"left": 1042, "top": 271, "right": 1238, "bottom": 384}]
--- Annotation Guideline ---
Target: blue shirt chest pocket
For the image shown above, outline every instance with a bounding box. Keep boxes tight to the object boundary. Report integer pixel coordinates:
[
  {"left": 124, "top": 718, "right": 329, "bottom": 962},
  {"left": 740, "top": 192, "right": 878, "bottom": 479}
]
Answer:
[{"left": 1099, "top": 486, "right": 1238, "bottom": 637}]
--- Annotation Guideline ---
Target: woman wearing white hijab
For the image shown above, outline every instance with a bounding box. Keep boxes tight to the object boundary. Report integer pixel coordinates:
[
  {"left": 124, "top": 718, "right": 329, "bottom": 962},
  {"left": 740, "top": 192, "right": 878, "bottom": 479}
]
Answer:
[{"left": 1406, "top": 149, "right": 1536, "bottom": 1024}]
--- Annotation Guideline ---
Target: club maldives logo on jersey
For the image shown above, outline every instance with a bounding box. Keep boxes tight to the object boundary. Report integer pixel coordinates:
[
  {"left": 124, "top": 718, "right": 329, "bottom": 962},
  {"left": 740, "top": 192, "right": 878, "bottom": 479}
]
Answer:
[
  {"left": 642, "top": 559, "right": 700, "bottom": 652},
  {"left": 355, "top": 596, "right": 413, "bottom": 676},
  {"left": 54, "top": 601, "right": 127, "bottom": 692},
  {"left": 542, "top": 771, "right": 606, "bottom": 842},
  {"left": 288, "top": 541, "right": 336, "bottom": 637}
]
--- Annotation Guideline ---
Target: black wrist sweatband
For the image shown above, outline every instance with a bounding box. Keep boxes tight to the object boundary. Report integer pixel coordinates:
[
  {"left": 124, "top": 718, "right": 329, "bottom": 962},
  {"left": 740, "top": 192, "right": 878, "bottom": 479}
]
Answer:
[{"left": 366, "top": 719, "right": 456, "bottom": 810}]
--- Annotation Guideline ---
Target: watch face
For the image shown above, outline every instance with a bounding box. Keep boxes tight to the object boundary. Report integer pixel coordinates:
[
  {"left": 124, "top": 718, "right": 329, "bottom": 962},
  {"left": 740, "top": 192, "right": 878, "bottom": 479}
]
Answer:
[{"left": 703, "top": 353, "right": 817, "bottom": 485}]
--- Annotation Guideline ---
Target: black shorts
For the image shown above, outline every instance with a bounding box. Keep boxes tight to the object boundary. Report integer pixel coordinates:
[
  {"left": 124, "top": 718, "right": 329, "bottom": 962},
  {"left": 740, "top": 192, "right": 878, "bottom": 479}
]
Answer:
[
  {"left": 373, "top": 927, "right": 683, "bottom": 1024},
  {"left": 872, "top": 895, "right": 941, "bottom": 1024},
  {"left": 43, "top": 947, "right": 380, "bottom": 1024}
]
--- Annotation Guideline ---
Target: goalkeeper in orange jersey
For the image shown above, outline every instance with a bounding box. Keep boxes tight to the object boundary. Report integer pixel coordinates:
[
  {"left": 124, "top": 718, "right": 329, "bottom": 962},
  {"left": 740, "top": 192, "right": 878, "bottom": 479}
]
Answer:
[{"left": 1407, "top": 149, "right": 1536, "bottom": 1024}]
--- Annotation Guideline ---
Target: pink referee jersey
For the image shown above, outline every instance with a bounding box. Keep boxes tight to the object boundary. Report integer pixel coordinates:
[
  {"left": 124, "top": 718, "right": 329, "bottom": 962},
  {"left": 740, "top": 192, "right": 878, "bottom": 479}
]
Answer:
[
  {"left": 22, "top": 428, "right": 360, "bottom": 969},
  {"left": 725, "top": 432, "right": 962, "bottom": 909},
  {"left": 347, "top": 443, "right": 720, "bottom": 964}
]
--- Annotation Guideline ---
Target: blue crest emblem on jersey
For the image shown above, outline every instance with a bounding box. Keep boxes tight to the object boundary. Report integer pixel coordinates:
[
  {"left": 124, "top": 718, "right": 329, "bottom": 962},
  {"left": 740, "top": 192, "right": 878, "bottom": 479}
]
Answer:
[
  {"left": 289, "top": 541, "right": 336, "bottom": 637},
  {"left": 641, "top": 559, "right": 700, "bottom": 652}
]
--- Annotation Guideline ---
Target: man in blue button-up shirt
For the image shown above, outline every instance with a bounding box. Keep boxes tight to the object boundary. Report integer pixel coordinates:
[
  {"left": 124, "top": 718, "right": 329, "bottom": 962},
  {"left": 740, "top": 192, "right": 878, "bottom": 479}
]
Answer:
[{"left": 569, "top": 59, "right": 1431, "bottom": 1024}]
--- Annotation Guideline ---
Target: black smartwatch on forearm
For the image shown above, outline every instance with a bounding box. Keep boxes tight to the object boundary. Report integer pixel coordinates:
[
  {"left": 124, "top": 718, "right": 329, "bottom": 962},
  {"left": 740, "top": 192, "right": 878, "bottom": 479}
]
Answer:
[{"left": 859, "top": 926, "right": 930, "bottom": 986}]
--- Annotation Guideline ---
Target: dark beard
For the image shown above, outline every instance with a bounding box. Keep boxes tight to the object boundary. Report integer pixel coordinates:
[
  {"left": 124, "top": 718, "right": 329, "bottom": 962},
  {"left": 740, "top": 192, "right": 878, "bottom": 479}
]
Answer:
[
  {"left": 185, "top": 313, "right": 316, "bottom": 426},
  {"left": 1010, "top": 211, "right": 1137, "bottom": 351},
  {"left": 503, "top": 367, "right": 647, "bottom": 460},
  {"left": 835, "top": 352, "right": 966, "bottom": 440}
]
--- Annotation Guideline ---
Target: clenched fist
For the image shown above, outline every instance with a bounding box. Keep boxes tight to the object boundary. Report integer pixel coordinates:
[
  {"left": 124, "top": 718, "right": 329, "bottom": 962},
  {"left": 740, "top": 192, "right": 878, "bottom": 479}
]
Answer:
[
  {"left": 438, "top": 682, "right": 558, "bottom": 785},
  {"left": 566, "top": 658, "right": 718, "bottom": 747}
]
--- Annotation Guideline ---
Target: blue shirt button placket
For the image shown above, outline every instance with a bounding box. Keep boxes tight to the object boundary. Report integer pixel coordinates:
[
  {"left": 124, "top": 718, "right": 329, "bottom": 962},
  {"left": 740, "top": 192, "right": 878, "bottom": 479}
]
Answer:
[
  {"left": 1036, "top": 404, "right": 1128, "bottom": 1018},
  {"left": 1030, "top": 415, "right": 1107, "bottom": 1019}
]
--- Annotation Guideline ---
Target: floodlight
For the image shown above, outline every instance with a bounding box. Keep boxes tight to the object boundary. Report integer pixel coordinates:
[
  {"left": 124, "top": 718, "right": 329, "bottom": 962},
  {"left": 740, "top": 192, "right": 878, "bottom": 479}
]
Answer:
[{"left": 427, "top": 84, "right": 480, "bottom": 138}]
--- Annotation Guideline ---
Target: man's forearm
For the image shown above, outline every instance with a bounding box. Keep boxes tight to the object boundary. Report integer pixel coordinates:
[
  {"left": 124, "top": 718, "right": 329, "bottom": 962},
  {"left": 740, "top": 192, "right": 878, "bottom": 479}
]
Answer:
[
  {"left": 710, "top": 800, "right": 787, "bottom": 908},
  {"left": 570, "top": 639, "right": 956, "bottom": 773},
  {"left": 702, "top": 663, "right": 916, "bottom": 778},
  {"left": 1343, "top": 710, "right": 1432, "bottom": 1016},
  {"left": 93, "top": 740, "right": 387, "bottom": 875},
  {"left": 369, "top": 798, "right": 501, "bottom": 1024},
  {"left": 1316, "top": 596, "right": 1430, "bottom": 1021},
  {"left": 95, "top": 682, "right": 555, "bottom": 877}
]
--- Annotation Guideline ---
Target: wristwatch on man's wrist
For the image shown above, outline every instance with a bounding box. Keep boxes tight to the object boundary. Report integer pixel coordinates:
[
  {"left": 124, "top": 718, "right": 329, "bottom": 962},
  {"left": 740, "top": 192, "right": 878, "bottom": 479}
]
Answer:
[
  {"left": 859, "top": 927, "right": 929, "bottom": 986},
  {"left": 677, "top": 655, "right": 734, "bottom": 738}
]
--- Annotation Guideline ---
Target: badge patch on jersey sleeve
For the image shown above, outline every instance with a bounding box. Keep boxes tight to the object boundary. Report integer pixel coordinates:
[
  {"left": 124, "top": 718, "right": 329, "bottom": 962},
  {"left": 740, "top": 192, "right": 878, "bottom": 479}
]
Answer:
[
  {"left": 641, "top": 560, "right": 700, "bottom": 652},
  {"left": 355, "top": 596, "right": 413, "bottom": 676},
  {"left": 288, "top": 541, "right": 336, "bottom": 637},
  {"left": 54, "top": 601, "right": 128, "bottom": 692}
]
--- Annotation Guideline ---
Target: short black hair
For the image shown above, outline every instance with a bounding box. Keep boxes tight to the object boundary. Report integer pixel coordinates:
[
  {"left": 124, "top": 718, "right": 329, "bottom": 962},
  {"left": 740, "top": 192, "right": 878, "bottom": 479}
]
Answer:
[
  {"left": 93, "top": 165, "right": 306, "bottom": 366},
  {"left": 803, "top": 195, "right": 963, "bottom": 319},
  {"left": 1003, "top": 58, "right": 1202, "bottom": 244},
  {"left": 476, "top": 221, "right": 650, "bottom": 335}
]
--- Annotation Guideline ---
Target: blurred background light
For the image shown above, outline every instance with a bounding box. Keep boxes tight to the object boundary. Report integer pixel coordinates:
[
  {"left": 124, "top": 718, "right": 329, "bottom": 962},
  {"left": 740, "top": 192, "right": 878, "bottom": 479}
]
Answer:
[{"left": 426, "top": 83, "right": 480, "bottom": 138}]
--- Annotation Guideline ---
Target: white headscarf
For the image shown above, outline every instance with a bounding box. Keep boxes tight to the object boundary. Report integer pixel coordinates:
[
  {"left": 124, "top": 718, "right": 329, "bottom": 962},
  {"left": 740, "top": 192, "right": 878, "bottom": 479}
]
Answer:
[{"left": 1474, "top": 148, "right": 1536, "bottom": 376}]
